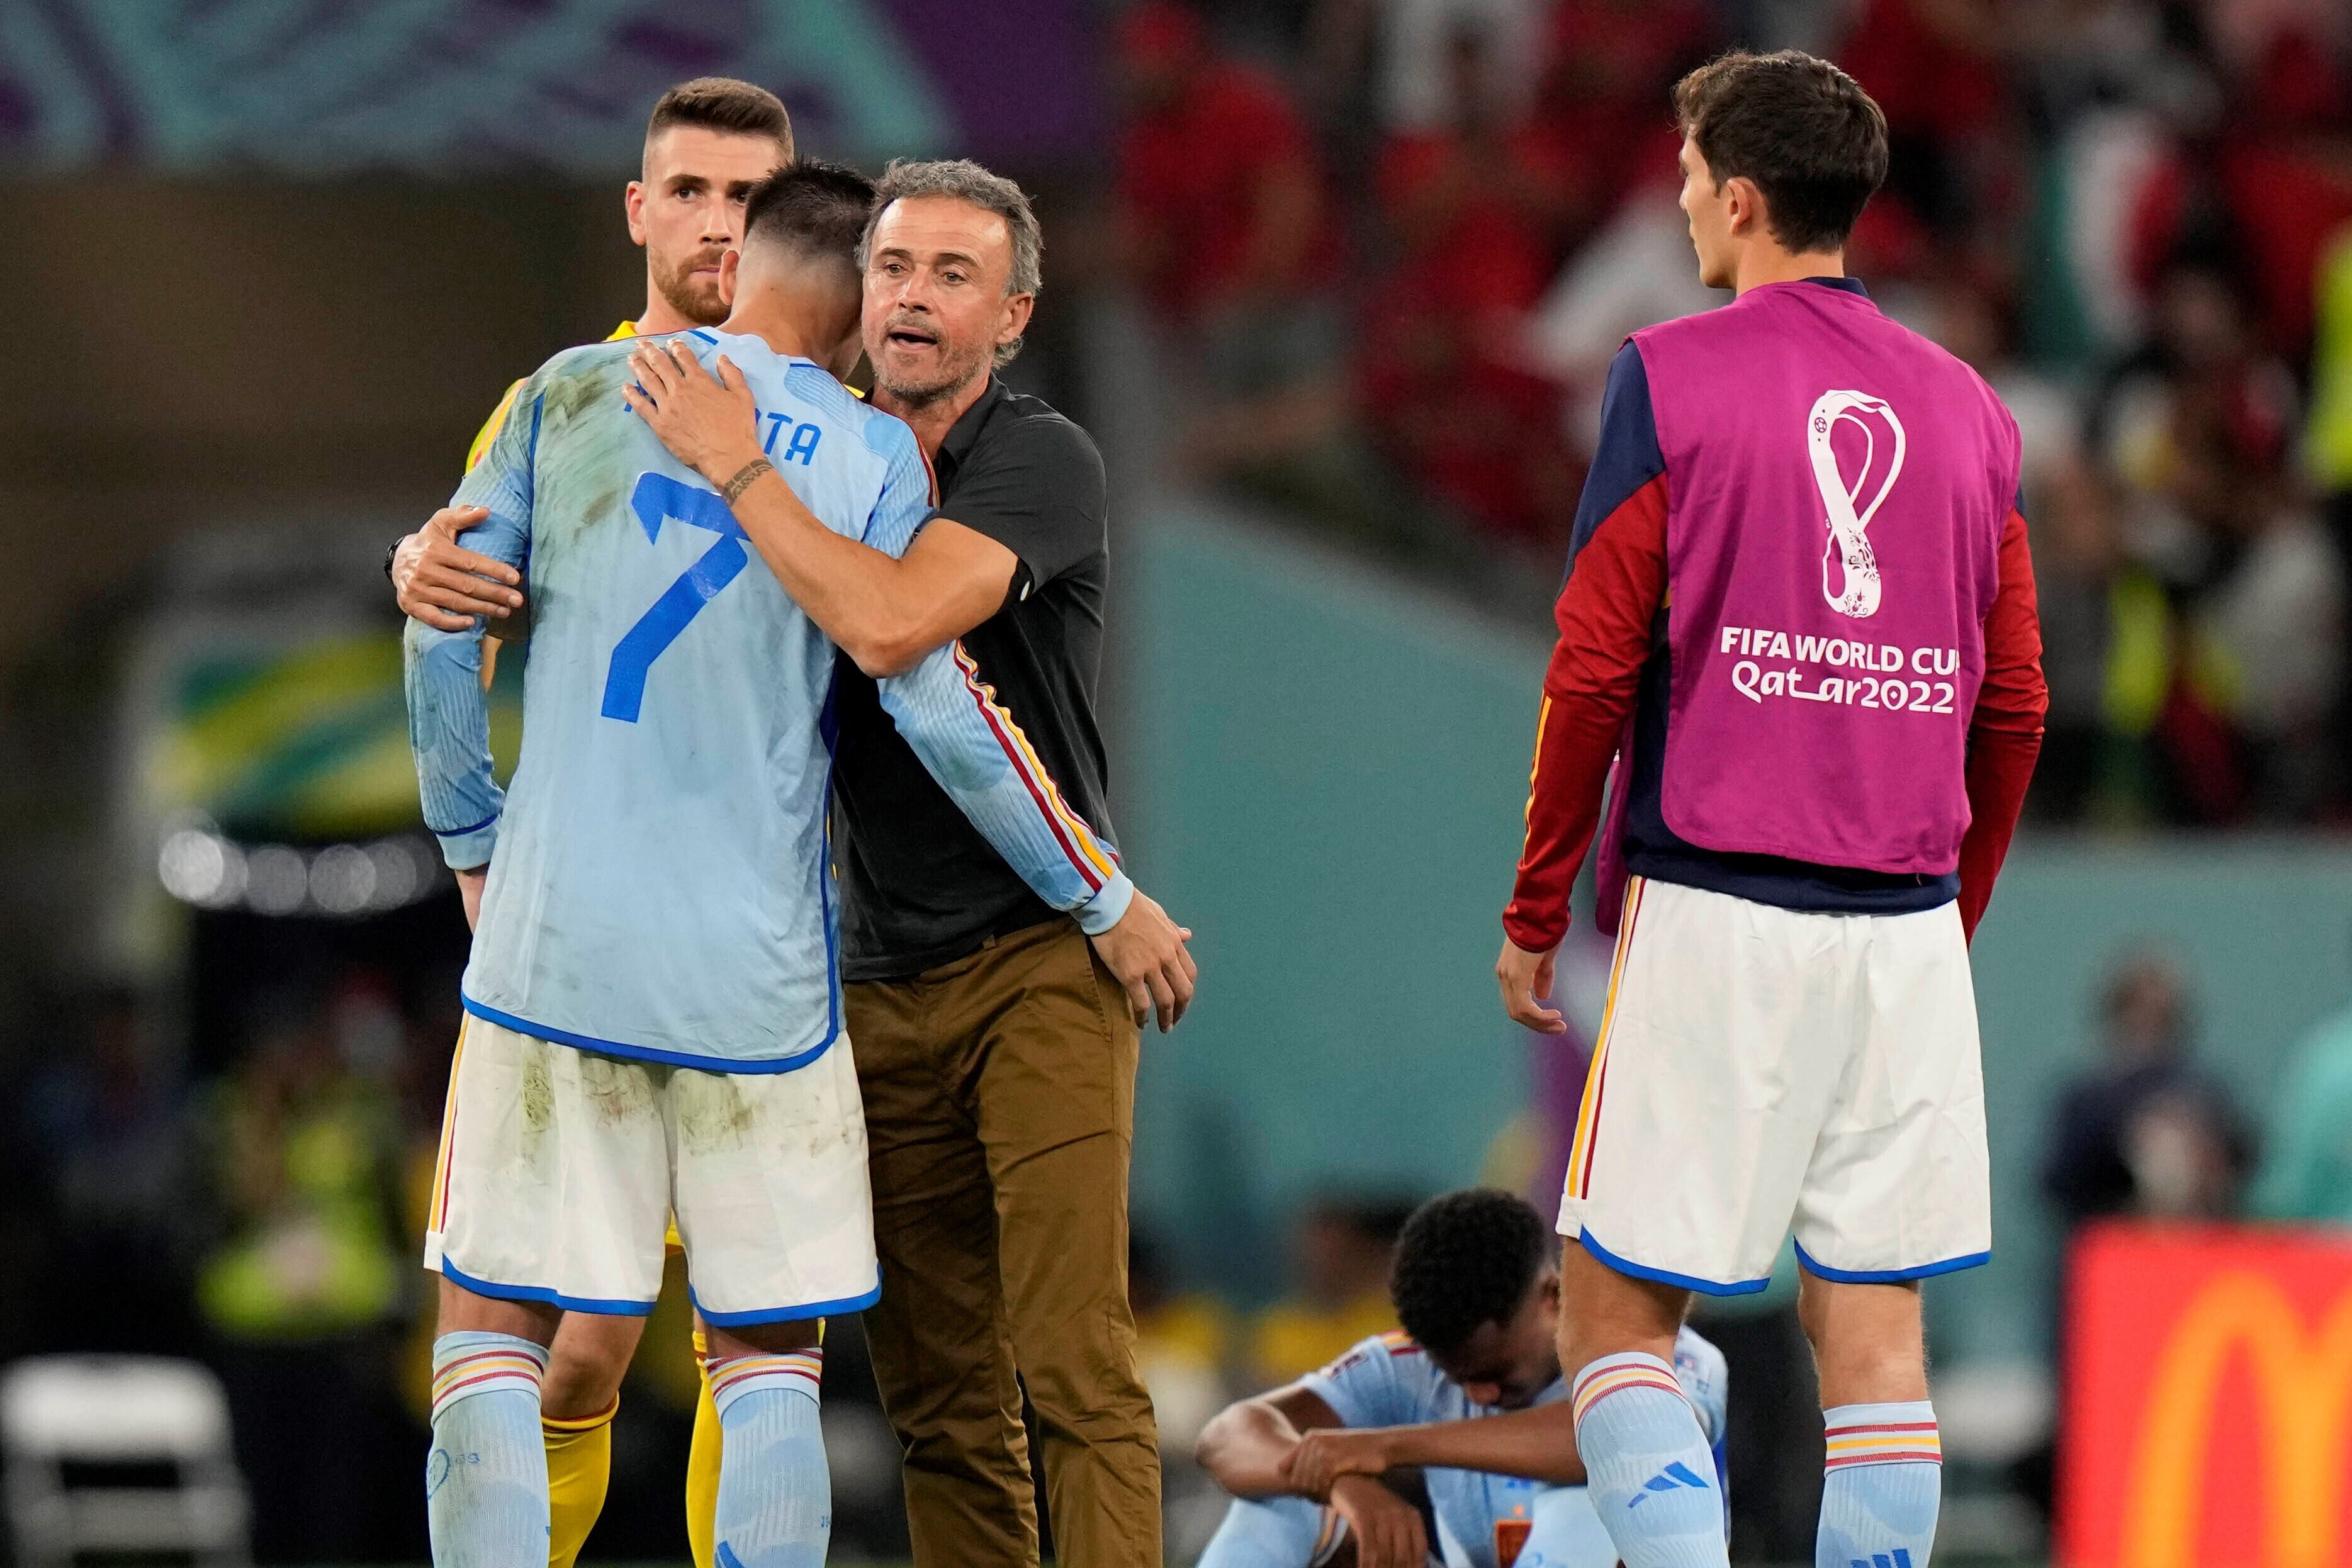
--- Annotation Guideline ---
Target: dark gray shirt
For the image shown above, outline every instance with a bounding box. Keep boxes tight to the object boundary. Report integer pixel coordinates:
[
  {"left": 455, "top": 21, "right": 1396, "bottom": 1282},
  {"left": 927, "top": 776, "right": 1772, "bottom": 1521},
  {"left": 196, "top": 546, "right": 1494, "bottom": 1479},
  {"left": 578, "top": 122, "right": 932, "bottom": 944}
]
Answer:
[{"left": 830, "top": 377, "right": 1118, "bottom": 980}]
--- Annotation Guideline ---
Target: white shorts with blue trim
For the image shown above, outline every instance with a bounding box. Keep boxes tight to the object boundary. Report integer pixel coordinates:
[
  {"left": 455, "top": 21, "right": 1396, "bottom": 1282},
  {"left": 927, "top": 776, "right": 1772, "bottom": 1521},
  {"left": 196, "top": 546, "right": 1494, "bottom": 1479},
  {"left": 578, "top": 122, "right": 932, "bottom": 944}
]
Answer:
[
  {"left": 1556, "top": 875, "right": 1990, "bottom": 1294},
  {"left": 425, "top": 1016, "right": 879, "bottom": 1323}
]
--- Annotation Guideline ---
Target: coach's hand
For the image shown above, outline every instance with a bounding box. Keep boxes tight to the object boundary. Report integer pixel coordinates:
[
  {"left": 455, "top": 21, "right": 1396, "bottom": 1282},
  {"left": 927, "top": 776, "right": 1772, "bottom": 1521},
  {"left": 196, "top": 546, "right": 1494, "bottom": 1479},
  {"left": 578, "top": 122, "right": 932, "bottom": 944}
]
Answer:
[
  {"left": 1327, "top": 1475, "right": 1427, "bottom": 1568},
  {"left": 395, "top": 507, "right": 524, "bottom": 632},
  {"left": 1091, "top": 891, "right": 1196, "bottom": 1033},
  {"left": 1497, "top": 938, "right": 1568, "bottom": 1034},
  {"left": 624, "top": 341, "right": 763, "bottom": 487},
  {"left": 1283, "top": 1425, "right": 1398, "bottom": 1497}
]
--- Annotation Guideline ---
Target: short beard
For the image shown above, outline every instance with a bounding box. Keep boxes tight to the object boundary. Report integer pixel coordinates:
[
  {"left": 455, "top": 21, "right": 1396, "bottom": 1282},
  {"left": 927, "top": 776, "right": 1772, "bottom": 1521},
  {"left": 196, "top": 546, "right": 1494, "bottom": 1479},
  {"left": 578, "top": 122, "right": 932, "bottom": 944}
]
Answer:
[
  {"left": 872, "top": 339, "right": 993, "bottom": 412},
  {"left": 653, "top": 249, "right": 729, "bottom": 327}
]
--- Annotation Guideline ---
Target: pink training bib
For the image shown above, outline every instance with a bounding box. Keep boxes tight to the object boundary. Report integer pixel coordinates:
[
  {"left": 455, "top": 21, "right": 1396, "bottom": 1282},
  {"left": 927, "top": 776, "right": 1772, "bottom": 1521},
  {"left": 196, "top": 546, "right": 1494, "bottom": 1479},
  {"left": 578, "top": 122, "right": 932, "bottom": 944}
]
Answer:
[{"left": 1631, "top": 281, "right": 2020, "bottom": 875}]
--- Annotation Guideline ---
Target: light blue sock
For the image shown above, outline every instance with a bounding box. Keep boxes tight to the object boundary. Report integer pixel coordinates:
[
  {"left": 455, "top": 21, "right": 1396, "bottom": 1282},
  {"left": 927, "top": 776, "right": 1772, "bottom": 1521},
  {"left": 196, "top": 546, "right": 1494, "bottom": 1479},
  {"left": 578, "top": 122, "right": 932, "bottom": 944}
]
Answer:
[
  {"left": 426, "top": 1331, "right": 549, "bottom": 1567},
  {"left": 709, "top": 1350, "right": 831, "bottom": 1568},
  {"left": 1199, "top": 1493, "right": 1341, "bottom": 1568},
  {"left": 1817, "top": 1401, "right": 1942, "bottom": 1568},
  {"left": 1571, "top": 1352, "right": 1731, "bottom": 1568}
]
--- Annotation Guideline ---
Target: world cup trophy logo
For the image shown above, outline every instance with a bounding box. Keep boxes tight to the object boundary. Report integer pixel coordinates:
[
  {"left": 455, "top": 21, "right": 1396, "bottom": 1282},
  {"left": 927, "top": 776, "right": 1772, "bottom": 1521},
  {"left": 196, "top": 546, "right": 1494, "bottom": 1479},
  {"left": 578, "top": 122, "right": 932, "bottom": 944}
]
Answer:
[{"left": 1807, "top": 389, "right": 1906, "bottom": 619}]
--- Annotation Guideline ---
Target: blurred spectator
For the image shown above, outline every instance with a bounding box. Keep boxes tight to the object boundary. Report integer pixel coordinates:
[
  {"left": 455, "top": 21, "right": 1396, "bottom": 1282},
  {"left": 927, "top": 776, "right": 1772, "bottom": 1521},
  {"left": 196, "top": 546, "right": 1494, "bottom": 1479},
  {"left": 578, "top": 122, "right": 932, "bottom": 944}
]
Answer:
[
  {"left": 2042, "top": 950, "right": 2256, "bottom": 1233},
  {"left": 1246, "top": 1195, "right": 1414, "bottom": 1386},
  {"left": 1115, "top": 1, "right": 1362, "bottom": 512},
  {"left": 1357, "top": 15, "right": 1581, "bottom": 550},
  {"left": 2023, "top": 457, "right": 2158, "bottom": 823},
  {"left": 1834, "top": 0, "right": 2015, "bottom": 262},
  {"left": 2075, "top": 255, "right": 2348, "bottom": 820},
  {"left": 1376, "top": 0, "right": 1543, "bottom": 134},
  {"left": 1523, "top": 141, "right": 1717, "bottom": 449},
  {"left": 1530, "top": 0, "right": 1719, "bottom": 227},
  {"left": 198, "top": 978, "right": 408, "bottom": 1562},
  {"left": 1117, "top": 2, "right": 1330, "bottom": 326},
  {"left": 2249, "top": 949, "right": 2352, "bottom": 1223},
  {"left": 21, "top": 986, "right": 201, "bottom": 1352}
]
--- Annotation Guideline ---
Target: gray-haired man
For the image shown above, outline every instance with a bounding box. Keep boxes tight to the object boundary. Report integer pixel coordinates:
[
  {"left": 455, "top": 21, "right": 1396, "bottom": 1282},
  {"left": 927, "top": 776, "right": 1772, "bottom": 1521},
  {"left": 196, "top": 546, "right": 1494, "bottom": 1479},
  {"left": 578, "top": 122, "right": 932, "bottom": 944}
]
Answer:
[{"left": 625, "top": 157, "right": 1190, "bottom": 1568}]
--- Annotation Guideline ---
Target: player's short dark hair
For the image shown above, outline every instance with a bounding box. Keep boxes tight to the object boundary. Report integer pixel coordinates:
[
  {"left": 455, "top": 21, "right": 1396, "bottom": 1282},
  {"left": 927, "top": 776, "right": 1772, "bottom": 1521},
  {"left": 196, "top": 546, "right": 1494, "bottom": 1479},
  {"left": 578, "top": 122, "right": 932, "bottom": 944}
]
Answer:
[
  {"left": 1673, "top": 50, "right": 1888, "bottom": 255},
  {"left": 743, "top": 160, "right": 879, "bottom": 271},
  {"left": 1388, "top": 1189, "right": 1552, "bottom": 1358},
  {"left": 646, "top": 76, "right": 794, "bottom": 160}
]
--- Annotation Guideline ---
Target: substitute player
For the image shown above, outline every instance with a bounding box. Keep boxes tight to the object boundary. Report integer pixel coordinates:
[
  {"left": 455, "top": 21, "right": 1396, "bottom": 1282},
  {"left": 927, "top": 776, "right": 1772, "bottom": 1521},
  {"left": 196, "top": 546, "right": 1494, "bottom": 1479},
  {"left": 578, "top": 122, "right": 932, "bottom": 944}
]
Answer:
[
  {"left": 391, "top": 76, "right": 791, "bottom": 1568},
  {"left": 1194, "top": 1190, "right": 1726, "bottom": 1568},
  {"left": 1494, "top": 51, "right": 2045, "bottom": 1568},
  {"left": 407, "top": 164, "right": 1140, "bottom": 1565}
]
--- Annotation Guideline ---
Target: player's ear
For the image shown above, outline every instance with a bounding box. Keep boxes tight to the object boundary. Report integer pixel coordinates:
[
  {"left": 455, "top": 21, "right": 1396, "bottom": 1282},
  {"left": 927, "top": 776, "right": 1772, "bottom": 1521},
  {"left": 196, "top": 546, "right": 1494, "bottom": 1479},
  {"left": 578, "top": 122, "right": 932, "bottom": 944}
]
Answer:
[
  {"left": 625, "top": 179, "right": 649, "bottom": 247},
  {"left": 718, "top": 247, "right": 741, "bottom": 311},
  {"left": 1726, "top": 175, "right": 1764, "bottom": 240}
]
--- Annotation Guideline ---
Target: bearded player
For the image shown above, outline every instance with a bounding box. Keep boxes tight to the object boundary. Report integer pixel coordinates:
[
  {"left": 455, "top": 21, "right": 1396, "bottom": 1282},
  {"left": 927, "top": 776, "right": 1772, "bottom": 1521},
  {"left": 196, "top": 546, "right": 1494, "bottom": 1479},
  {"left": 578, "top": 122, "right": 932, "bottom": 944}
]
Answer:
[
  {"left": 1495, "top": 52, "right": 2045, "bottom": 1568},
  {"left": 388, "top": 76, "right": 792, "bottom": 1568}
]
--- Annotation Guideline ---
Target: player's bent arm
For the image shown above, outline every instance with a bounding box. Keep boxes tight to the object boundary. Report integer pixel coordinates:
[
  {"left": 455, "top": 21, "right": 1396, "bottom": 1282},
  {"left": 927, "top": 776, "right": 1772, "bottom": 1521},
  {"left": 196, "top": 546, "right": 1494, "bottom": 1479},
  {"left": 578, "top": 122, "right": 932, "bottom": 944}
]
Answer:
[
  {"left": 1293, "top": 1401, "right": 1588, "bottom": 1490},
  {"left": 1195, "top": 1385, "right": 1348, "bottom": 1499}
]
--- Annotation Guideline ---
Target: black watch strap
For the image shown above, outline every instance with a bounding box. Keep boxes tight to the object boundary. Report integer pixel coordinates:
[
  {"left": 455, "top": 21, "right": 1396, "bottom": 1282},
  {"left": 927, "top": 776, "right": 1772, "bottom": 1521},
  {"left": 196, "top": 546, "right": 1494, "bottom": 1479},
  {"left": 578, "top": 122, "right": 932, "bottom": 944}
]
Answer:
[{"left": 383, "top": 536, "right": 403, "bottom": 581}]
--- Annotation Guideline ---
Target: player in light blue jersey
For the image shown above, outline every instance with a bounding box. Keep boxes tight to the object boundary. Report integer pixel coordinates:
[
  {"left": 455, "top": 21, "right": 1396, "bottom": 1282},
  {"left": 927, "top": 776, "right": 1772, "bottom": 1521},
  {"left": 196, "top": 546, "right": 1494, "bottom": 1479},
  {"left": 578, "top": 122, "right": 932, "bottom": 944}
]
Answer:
[
  {"left": 406, "top": 163, "right": 1134, "bottom": 1568},
  {"left": 1196, "top": 1192, "right": 1727, "bottom": 1568}
]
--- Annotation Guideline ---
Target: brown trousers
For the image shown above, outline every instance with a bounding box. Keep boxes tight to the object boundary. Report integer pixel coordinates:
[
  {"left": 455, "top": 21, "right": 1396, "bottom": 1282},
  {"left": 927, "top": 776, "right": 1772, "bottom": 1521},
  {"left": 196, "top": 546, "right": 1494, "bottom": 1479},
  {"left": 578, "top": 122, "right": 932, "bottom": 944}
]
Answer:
[{"left": 847, "top": 919, "right": 1160, "bottom": 1568}]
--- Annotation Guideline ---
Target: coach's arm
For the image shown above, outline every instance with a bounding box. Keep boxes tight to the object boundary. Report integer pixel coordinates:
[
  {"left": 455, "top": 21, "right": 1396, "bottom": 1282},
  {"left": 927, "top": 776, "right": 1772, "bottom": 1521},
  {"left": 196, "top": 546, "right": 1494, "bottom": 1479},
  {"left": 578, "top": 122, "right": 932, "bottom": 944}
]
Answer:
[
  {"left": 1195, "top": 1386, "right": 1431, "bottom": 1568},
  {"left": 626, "top": 340, "right": 1014, "bottom": 677}
]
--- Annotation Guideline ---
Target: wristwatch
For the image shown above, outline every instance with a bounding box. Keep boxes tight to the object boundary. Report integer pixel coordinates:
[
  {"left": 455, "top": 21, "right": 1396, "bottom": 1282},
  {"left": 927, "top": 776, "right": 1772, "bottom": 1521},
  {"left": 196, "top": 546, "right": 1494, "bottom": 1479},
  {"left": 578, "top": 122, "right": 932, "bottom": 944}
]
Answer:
[{"left": 383, "top": 535, "right": 405, "bottom": 581}]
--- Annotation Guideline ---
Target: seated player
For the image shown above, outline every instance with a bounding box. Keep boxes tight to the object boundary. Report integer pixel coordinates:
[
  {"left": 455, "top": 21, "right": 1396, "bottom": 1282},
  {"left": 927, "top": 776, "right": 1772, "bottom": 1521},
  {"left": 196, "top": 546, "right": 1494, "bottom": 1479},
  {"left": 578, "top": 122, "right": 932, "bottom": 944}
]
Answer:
[
  {"left": 1194, "top": 1190, "right": 1726, "bottom": 1568},
  {"left": 407, "top": 162, "right": 1142, "bottom": 1565}
]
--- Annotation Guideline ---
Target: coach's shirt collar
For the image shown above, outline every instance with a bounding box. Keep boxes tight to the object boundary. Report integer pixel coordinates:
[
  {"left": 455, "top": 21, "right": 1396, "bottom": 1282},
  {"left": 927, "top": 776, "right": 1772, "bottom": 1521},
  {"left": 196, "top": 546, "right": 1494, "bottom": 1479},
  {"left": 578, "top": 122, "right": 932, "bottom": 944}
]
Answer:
[
  {"left": 1804, "top": 276, "right": 1870, "bottom": 297},
  {"left": 935, "top": 374, "right": 1010, "bottom": 483}
]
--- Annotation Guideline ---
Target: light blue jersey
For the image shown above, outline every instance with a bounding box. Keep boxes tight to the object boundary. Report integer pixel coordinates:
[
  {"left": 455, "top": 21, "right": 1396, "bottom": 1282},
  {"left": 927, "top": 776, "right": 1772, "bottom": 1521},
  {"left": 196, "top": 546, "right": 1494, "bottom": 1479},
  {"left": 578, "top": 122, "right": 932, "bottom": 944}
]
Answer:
[
  {"left": 406, "top": 328, "right": 1133, "bottom": 1072},
  {"left": 1297, "top": 1326, "right": 1727, "bottom": 1568}
]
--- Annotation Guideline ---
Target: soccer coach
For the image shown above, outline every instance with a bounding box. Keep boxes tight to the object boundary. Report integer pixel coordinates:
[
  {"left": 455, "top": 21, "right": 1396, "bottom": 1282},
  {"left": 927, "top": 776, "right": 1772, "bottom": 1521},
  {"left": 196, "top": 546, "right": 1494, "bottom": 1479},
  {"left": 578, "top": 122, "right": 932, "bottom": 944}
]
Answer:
[{"left": 620, "top": 158, "right": 1191, "bottom": 1568}]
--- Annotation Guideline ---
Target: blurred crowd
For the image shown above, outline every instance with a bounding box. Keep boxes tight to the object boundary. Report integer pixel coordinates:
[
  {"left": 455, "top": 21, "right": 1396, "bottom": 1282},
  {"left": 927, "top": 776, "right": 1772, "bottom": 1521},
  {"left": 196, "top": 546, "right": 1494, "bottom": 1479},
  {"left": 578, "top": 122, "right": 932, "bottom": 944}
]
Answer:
[{"left": 1103, "top": 0, "right": 2352, "bottom": 826}]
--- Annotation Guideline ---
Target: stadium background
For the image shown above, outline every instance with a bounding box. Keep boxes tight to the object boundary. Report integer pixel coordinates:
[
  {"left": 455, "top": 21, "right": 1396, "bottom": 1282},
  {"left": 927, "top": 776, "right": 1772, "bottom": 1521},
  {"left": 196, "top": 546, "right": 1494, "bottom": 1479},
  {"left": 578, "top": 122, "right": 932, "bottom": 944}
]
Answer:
[{"left": 4, "top": 0, "right": 2352, "bottom": 1562}]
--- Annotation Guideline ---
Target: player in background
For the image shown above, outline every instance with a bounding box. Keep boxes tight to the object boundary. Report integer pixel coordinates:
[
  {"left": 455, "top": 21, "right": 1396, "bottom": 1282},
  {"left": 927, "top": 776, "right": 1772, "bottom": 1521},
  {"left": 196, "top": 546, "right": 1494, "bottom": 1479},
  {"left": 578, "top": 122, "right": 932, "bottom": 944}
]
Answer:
[
  {"left": 390, "top": 77, "right": 791, "bottom": 1568},
  {"left": 1494, "top": 52, "right": 2045, "bottom": 1568},
  {"left": 397, "top": 76, "right": 791, "bottom": 630},
  {"left": 407, "top": 164, "right": 1142, "bottom": 1566},
  {"left": 1193, "top": 1190, "right": 1726, "bottom": 1568}
]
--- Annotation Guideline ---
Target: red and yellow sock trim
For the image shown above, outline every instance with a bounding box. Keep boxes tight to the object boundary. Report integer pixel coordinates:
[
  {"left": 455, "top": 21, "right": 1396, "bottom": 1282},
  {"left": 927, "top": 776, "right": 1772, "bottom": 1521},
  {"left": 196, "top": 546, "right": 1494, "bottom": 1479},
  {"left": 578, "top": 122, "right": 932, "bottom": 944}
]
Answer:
[
  {"left": 1824, "top": 1419, "right": 1942, "bottom": 1470},
  {"left": 430, "top": 1341, "right": 546, "bottom": 1423},
  {"left": 704, "top": 1349, "right": 822, "bottom": 1417},
  {"left": 1570, "top": 1351, "right": 1686, "bottom": 1426}
]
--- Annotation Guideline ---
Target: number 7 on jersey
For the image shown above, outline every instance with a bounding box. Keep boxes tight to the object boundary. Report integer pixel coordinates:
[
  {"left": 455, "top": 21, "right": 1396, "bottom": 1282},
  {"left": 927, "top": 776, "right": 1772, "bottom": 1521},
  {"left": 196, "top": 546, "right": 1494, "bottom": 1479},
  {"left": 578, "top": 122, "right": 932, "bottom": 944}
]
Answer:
[{"left": 600, "top": 471, "right": 752, "bottom": 723}]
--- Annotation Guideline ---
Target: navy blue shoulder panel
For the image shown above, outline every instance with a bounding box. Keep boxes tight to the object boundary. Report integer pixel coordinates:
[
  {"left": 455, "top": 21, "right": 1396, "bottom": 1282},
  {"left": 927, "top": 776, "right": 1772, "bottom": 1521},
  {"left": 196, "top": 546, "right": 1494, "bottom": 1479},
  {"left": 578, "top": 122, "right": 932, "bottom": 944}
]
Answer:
[{"left": 1565, "top": 341, "right": 1666, "bottom": 574}]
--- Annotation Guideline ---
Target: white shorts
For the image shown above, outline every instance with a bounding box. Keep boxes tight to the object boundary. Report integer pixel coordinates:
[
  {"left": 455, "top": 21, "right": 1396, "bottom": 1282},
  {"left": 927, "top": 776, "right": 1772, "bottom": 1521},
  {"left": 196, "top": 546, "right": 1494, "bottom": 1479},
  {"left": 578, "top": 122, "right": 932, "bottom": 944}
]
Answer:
[
  {"left": 424, "top": 1016, "right": 879, "bottom": 1324},
  {"left": 1557, "top": 875, "right": 1990, "bottom": 1294}
]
